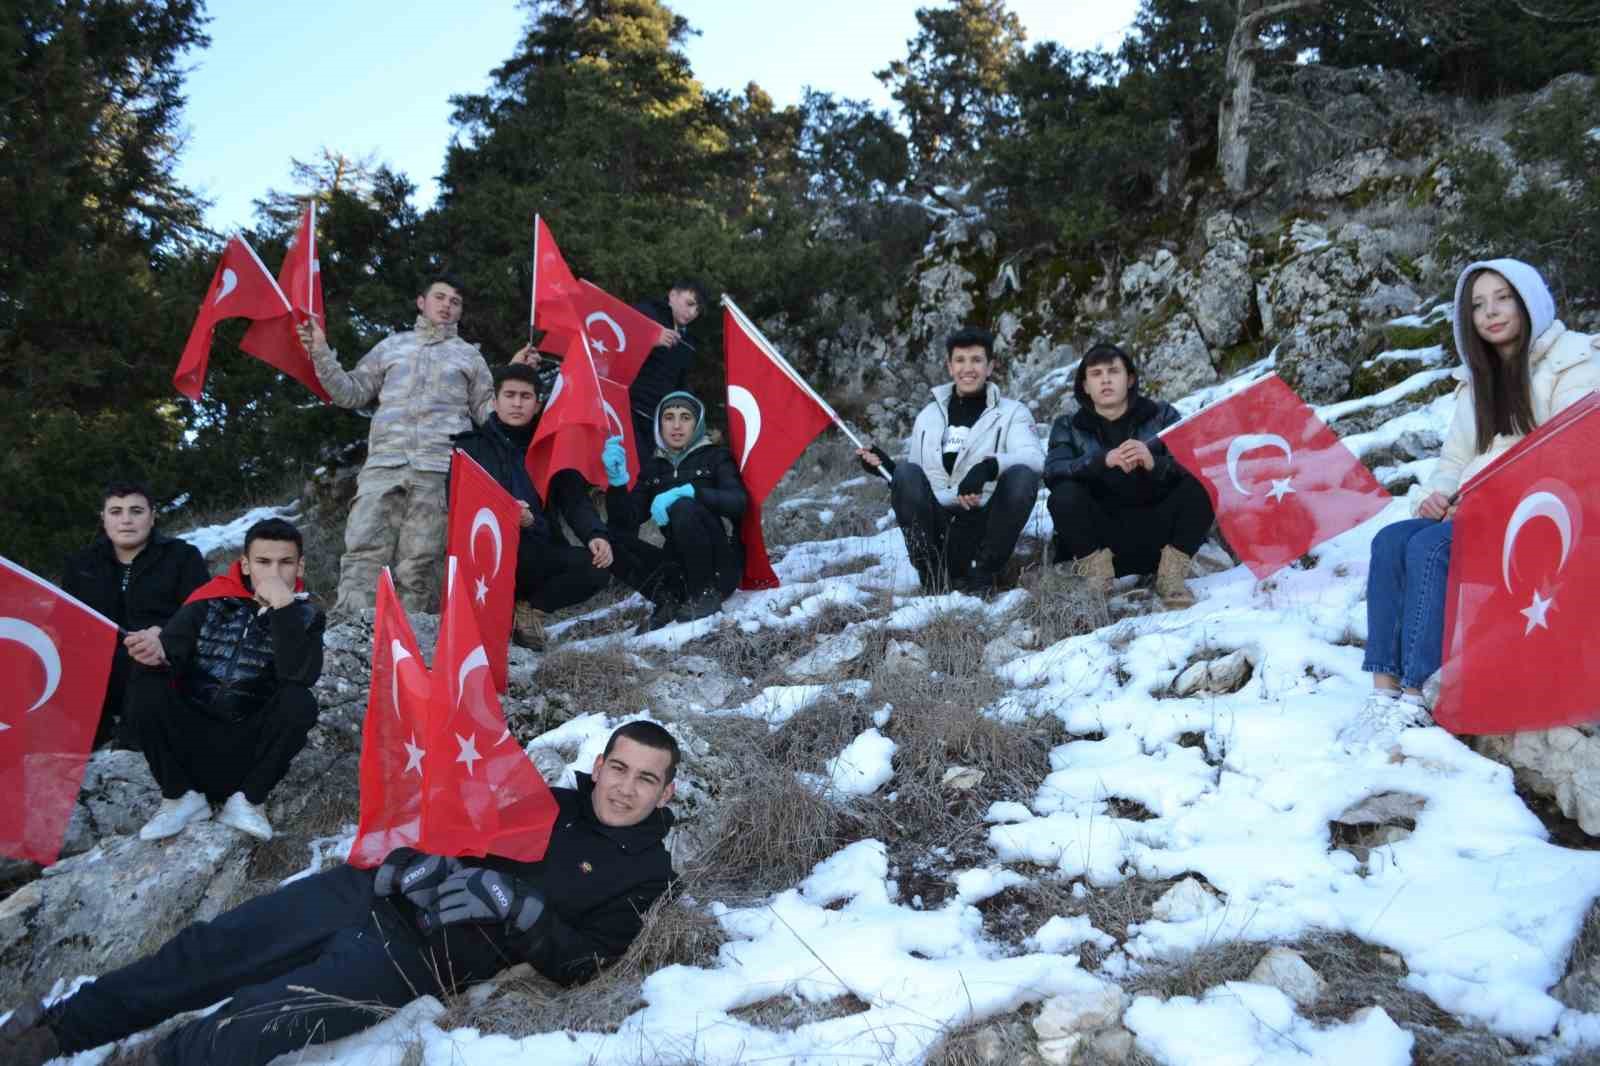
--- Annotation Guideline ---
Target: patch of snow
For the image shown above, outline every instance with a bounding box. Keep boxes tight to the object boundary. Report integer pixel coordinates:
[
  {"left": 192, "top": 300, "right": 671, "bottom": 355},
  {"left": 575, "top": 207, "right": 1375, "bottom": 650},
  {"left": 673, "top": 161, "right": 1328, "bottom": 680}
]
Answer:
[
  {"left": 1316, "top": 363, "right": 1454, "bottom": 424},
  {"left": 1126, "top": 983, "right": 1414, "bottom": 1064},
  {"left": 177, "top": 502, "right": 302, "bottom": 557}
]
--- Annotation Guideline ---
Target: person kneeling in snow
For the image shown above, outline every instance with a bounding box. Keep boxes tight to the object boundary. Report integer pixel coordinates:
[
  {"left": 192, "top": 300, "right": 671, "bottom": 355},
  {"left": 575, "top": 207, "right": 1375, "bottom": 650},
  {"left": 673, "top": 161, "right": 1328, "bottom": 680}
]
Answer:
[
  {"left": 124, "top": 516, "right": 324, "bottom": 844},
  {"left": 604, "top": 391, "right": 749, "bottom": 631},
  {"left": 0, "top": 722, "right": 680, "bottom": 1066},
  {"left": 1342, "top": 258, "right": 1600, "bottom": 748},
  {"left": 1042, "top": 343, "right": 1214, "bottom": 607},
  {"left": 857, "top": 326, "right": 1043, "bottom": 595}
]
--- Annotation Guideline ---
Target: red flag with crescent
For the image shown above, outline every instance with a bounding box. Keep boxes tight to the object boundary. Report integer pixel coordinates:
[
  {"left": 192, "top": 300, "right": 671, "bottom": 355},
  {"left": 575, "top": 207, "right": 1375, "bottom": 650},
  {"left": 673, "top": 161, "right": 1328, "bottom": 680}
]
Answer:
[
  {"left": 725, "top": 306, "right": 835, "bottom": 589},
  {"left": 173, "top": 236, "right": 297, "bottom": 400},
  {"left": 240, "top": 203, "right": 332, "bottom": 402},
  {"left": 0, "top": 555, "right": 119, "bottom": 865},
  {"left": 525, "top": 331, "right": 619, "bottom": 497},
  {"left": 421, "top": 558, "right": 558, "bottom": 861},
  {"left": 1437, "top": 392, "right": 1600, "bottom": 734},
  {"left": 445, "top": 451, "right": 523, "bottom": 693},
  {"left": 1161, "top": 374, "right": 1391, "bottom": 579},
  {"left": 349, "top": 569, "right": 430, "bottom": 867},
  {"left": 529, "top": 217, "right": 661, "bottom": 387}
]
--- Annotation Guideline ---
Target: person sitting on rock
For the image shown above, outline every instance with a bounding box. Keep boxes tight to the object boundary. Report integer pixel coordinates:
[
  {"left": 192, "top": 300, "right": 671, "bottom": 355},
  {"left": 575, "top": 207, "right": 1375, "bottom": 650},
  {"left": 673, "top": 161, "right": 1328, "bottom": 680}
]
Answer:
[
  {"left": 1342, "top": 258, "right": 1600, "bottom": 748},
  {"left": 122, "top": 517, "right": 325, "bottom": 843},
  {"left": 605, "top": 391, "right": 748, "bottom": 630},
  {"left": 450, "top": 363, "right": 659, "bottom": 649},
  {"left": 1042, "top": 343, "right": 1215, "bottom": 607},
  {"left": 60, "top": 480, "right": 210, "bottom": 748},
  {"left": 857, "top": 326, "right": 1044, "bottom": 595},
  {"left": 0, "top": 722, "right": 680, "bottom": 1066}
]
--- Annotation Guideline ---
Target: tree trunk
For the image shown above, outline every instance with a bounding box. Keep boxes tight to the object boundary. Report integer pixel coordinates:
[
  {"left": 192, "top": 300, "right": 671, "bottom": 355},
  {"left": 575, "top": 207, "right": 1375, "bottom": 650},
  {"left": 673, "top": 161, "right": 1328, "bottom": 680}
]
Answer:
[{"left": 1217, "top": 0, "right": 1323, "bottom": 198}]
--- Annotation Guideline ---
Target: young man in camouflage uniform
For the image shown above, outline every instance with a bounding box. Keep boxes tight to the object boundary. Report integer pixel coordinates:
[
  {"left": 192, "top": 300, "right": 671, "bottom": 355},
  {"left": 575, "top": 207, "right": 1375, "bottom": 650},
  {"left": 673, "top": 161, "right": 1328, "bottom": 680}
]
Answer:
[{"left": 300, "top": 276, "right": 509, "bottom": 615}]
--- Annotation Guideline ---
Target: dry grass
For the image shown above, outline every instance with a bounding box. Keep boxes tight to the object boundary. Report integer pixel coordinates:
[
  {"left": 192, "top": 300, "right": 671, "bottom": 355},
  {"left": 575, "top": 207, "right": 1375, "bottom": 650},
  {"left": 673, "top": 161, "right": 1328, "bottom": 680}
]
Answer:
[
  {"left": 685, "top": 600, "right": 875, "bottom": 689},
  {"left": 534, "top": 645, "right": 656, "bottom": 720},
  {"left": 1013, "top": 562, "right": 1113, "bottom": 648},
  {"left": 1125, "top": 940, "right": 1265, "bottom": 1001}
]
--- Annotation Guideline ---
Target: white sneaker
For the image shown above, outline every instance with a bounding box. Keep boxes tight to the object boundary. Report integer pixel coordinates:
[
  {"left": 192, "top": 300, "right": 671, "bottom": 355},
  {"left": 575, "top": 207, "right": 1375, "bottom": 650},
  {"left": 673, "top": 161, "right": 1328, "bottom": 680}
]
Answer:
[
  {"left": 1339, "top": 691, "right": 1432, "bottom": 749},
  {"left": 217, "top": 792, "right": 274, "bottom": 841},
  {"left": 138, "top": 790, "right": 211, "bottom": 841}
]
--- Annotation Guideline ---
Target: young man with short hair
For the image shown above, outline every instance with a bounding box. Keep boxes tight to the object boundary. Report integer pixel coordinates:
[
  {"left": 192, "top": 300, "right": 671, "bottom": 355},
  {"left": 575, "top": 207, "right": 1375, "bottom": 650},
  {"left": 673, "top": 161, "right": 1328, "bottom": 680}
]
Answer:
[
  {"left": 1043, "top": 343, "right": 1215, "bottom": 607},
  {"left": 300, "top": 276, "right": 510, "bottom": 615},
  {"left": 2, "top": 722, "right": 681, "bottom": 1066},
  {"left": 859, "top": 327, "right": 1044, "bottom": 595},
  {"left": 628, "top": 280, "right": 705, "bottom": 471},
  {"left": 61, "top": 481, "right": 209, "bottom": 747},
  {"left": 122, "top": 517, "right": 325, "bottom": 843}
]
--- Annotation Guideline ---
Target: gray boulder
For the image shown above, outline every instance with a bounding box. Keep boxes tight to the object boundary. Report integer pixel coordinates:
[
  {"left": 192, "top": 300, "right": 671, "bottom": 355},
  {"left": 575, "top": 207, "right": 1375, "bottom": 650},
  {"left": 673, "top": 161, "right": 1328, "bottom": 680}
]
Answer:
[
  {"left": 1120, "top": 250, "right": 1178, "bottom": 316},
  {"left": 1474, "top": 727, "right": 1600, "bottom": 837},
  {"left": 1177, "top": 235, "right": 1254, "bottom": 349},
  {"left": 1141, "top": 313, "right": 1219, "bottom": 401},
  {"left": 58, "top": 750, "right": 162, "bottom": 858}
]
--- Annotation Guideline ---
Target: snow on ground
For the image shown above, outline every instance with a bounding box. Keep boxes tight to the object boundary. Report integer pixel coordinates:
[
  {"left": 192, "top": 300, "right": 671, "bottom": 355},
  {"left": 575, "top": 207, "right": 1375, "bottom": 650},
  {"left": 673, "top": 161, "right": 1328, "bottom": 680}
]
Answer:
[{"left": 176, "top": 501, "right": 303, "bottom": 557}]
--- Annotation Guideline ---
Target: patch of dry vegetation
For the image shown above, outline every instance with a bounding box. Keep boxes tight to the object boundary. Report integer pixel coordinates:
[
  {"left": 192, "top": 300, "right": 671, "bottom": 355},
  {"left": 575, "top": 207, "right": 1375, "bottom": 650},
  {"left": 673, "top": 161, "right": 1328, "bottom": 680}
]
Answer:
[{"left": 534, "top": 645, "right": 656, "bottom": 720}]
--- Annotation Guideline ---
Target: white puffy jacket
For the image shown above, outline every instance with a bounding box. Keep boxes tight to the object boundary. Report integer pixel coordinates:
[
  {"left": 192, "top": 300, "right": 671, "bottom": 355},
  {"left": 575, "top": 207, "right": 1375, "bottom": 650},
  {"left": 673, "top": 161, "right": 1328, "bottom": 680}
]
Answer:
[{"left": 906, "top": 382, "right": 1045, "bottom": 508}]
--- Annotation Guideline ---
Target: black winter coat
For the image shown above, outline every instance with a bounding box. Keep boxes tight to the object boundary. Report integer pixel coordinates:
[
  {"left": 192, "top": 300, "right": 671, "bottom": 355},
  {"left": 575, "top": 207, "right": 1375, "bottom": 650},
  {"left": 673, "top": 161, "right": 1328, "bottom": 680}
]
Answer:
[
  {"left": 158, "top": 596, "right": 325, "bottom": 721},
  {"left": 1044, "top": 395, "right": 1188, "bottom": 503},
  {"left": 606, "top": 441, "right": 748, "bottom": 542},
  {"left": 450, "top": 415, "right": 605, "bottom": 545},
  {"left": 628, "top": 298, "right": 695, "bottom": 419},
  {"left": 61, "top": 532, "right": 209, "bottom": 632},
  {"left": 430, "top": 772, "right": 676, "bottom": 986}
]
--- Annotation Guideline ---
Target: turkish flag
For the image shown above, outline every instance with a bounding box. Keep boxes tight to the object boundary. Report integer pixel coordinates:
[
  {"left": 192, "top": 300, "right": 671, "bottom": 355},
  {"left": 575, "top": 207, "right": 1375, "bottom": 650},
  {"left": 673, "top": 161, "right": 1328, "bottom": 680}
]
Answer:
[
  {"left": 725, "top": 305, "right": 836, "bottom": 589},
  {"left": 240, "top": 203, "right": 332, "bottom": 402},
  {"left": 421, "top": 558, "right": 558, "bottom": 861},
  {"left": 445, "top": 451, "right": 523, "bottom": 693},
  {"left": 1437, "top": 393, "right": 1600, "bottom": 734},
  {"left": 1161, "top": 374, "right": 1391, "bottom": 579},
  {"left": 600, "top": 374, "right": 639, "bottom": 489},
  {"left": 529, "top": 217, "right": 661, "bottom": 386},
  {"left": 0, "top": 556, "right": 118, "bottom": 865},
  {"left": 349, "top": 570, "right": 430, "bottom": 868},
  {"left": 173, "top": 236, "right": 296, "bottom": 400},
  {"left": 525, "top": 331, "right": 622, "bottom": 498}
]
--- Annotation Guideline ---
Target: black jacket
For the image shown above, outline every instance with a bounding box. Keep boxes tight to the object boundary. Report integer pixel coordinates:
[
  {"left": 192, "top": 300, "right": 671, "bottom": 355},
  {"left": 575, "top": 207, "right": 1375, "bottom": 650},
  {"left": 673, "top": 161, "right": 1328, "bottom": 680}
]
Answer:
[
  {"left": 1044, "top": 395, "right": 1187, "bottom": 502},
  {"left": 628, "top": 298, "right": 695, "bottom": 419},
  {"left": 61, "top": 532, "right": 209, "bottom": 632},
  {"left": 436, "top": 773, "right": 676, "bottom": 986},
  {"left": 607, "top": 441, "right": 748, "bottom": 541},
  {"left": 158, "top": 596, "right": 325, "bottom": 721},
  {"left": 450, "top": 415, "right": 605, "bottom": 545}
]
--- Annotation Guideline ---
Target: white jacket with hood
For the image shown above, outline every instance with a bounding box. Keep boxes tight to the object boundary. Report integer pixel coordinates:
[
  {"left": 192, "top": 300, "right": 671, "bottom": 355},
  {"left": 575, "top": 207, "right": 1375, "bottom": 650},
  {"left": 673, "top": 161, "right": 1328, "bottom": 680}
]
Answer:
[
  {"left": 907, "top": 382, "right": 1045, "bottom": 508},
  {"left": 1414, "top": 258, "right": 1600, "bottom": 515}
]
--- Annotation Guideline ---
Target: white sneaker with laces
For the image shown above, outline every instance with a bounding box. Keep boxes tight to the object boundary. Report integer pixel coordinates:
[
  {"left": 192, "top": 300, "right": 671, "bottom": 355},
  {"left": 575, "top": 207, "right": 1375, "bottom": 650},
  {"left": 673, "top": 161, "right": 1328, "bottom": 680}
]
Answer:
[
  {"left": 138, "top": 790, "right": 211, "bottom": 841},
  {"left": 217, "top": 792, "right": 274, "bottom": 841},
  {"left": 1340, "top": 690, "right": 1432, "bottom": 749}
]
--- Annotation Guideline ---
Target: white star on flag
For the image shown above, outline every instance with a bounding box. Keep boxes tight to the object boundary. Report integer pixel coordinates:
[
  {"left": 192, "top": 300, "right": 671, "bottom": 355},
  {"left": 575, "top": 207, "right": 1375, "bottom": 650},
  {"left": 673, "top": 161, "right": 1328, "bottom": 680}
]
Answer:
[
  {"left": 403, "top": 733, "right": 426, "bottom": 776},
  {"left": 1520, "top": 589, "right": 1555, "bottom": 635},
  {"left": 456, "top": 731, "right": 483, "bottom": 775},
  {"left": 0, "top": 721, "right": 9, "bottom": 732},
  {"left": 590, "top": 336, "right": 609, "bottom": 354},
  {"left": 473, "top": 575, "right": 489, "bottom": 606},
  {"left": 1266, "top": 477, "right": 1296, "bottom": 502}
]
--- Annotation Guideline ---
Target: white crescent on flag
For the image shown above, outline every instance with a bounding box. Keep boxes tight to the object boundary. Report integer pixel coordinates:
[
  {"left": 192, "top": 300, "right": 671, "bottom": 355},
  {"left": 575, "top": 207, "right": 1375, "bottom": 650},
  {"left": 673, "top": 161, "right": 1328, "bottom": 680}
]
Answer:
[
  {"left": 456, "top": 645, "right": 489, "bottom": 708},
  {"left": 0, "top": 617, "right": 62, "bottom": 714},
  {"left": 389, "top": 640, "right": 413, "bottom": 718},
  {"left": 1225, "top": 434, "right": 1293, "bottom": 496},
  {"left": 601, "top": 393, "right": 627, "bottom": 439},
  {"left": 469, "top": 507, "right": 503, "bottom": 579},
  {"left": 586, "top": 311, "right": 626, "bottom": 355},
  {"left": 1501, "top": 490, "right": 1574, "bottom": 594},
  {"left": 728, "top": 385, "right": 763, "bottom": 471},
  {"left": 215, "top": 268, "right": 238, "bottom": 305}
]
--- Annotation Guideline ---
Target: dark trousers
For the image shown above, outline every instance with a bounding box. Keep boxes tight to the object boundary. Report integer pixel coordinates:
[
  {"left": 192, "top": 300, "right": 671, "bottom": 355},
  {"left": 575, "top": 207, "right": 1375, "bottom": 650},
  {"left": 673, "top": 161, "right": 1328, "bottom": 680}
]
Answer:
[
  {"left": 48, "top": 865, "right": 500, "bottom": 1066},
  {"left": 125, "top": 671, "right": 318, "bottom": 805},
  {"left": 517, "top": 540, "right": 613, "bottom": 613},
  {"left": 610, "top": 499, "right": 742, "bottom": 603},
  {"left": 891, "top": 462, "right": 1041, "bottom": 590},
  {"left": 1047, "top": 476, "right": 1214, "bottom": 575}
]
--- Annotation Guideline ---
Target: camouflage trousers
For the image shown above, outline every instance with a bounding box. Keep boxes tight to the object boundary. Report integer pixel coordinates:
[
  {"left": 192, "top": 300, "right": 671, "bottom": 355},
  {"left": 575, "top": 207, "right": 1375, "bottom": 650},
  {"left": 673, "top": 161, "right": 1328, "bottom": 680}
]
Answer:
[{"left": 335, "top": 464, "right": 448, "bottom": 616}]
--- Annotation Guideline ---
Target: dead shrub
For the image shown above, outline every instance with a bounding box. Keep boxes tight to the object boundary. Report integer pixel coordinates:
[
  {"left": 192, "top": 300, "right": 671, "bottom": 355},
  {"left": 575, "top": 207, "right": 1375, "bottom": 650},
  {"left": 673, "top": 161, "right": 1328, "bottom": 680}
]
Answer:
[
  {"left": 534, "top": 645, "right": 655, "bottom": 719},
  {"left": 686, "top": 601, "right": 870, "bottom": 688},
  {"left": 762, "top": 697, "right": 877, "bottom": 771},
  {"left": 1014, "top": 563, "right": 1113, "bottom": 648},
  {"left": 1124, "top": 939, "right": 1264, "bottom": 1001},
  {"left": 694, "top": 759, "right": 857, "bottom": 896},
  {"left": 884, "top": 698, "right": 1058, "bottom": 831}
]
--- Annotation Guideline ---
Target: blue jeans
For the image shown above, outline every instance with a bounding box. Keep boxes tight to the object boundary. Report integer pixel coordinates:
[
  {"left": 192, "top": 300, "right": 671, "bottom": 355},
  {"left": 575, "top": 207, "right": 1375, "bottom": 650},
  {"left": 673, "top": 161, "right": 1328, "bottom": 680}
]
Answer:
[{"left": 1362, "top": 518, "right": 1453, "bottom": 689}]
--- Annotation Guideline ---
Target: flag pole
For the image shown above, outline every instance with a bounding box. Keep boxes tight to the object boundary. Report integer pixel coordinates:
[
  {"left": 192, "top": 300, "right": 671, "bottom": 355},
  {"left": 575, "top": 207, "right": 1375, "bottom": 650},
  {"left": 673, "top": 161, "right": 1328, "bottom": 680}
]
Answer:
[
  {"left": 236, "top": 233, "right": 295, "bottom": 314},
  {"left": 722, "top": 295, "right": 890, "bottom": 481},
  {"left": 307, "top": 200, "right": 319, "bottom": 325},
  {"left": 528, "top": 213, "right": 540, "bottom": 350}
]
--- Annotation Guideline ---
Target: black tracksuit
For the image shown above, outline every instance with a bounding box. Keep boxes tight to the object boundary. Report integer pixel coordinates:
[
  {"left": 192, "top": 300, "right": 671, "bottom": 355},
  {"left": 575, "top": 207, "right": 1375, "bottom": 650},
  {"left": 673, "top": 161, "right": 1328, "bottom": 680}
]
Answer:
[
  {"left": 607, "top": 439, "right": 748, "bottom": 603},
  {"left": 127, "top": 594, "right": 324, "bottom": 804},
  {"left": 627, "top": 298, "right": 695, "bottom": 470},
  {"left": 59, "top": 532, "right": 209, "bottom": 745},
  {"left": 47, "top": 775, "right": 675, "bottom": 1066},
  {"left": 1043, "top": 395, "right": 1215, "bottom": 574}
]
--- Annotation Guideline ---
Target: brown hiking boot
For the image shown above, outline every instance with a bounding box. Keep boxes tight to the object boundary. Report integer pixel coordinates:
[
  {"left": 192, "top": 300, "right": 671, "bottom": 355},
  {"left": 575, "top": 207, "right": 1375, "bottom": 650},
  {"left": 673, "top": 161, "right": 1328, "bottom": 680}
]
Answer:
[
  {"left": 512, "top": 602, "right": 547, "bottom": 651},
  {"left": 1068, "top": 548, "right": 1115, "bottom": 595},
  {"left": 1155, "top": 545, "right": 1197, "bottom": 609}
]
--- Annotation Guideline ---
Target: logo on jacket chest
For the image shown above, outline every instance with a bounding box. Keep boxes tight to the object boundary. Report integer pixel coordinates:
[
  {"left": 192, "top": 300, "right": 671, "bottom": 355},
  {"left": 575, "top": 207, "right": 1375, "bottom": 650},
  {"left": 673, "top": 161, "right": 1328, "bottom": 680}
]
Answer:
[{"left": 579, "top": 860, "right": 594, "bottom": 875}]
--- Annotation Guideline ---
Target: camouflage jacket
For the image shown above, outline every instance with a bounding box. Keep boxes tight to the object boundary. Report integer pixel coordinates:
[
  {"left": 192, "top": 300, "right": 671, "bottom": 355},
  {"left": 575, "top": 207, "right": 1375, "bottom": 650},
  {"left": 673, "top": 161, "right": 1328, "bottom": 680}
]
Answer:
[{"left": 311, "top": 316, "right": 495, "bottom": 473}]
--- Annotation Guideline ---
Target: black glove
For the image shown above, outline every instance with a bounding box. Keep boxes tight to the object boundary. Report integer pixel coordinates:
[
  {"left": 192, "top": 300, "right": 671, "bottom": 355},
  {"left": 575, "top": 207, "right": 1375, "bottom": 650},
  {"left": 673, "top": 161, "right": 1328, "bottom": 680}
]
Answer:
[
  {"left": 859, "top": 445, "right": 896, "bottom": 478},
  {"left": 373, "top": 848, "right": 460, "bottom": 907},
  {"left": 421, "top": 868, "right": 546, "bottom": 935},
  {"left": 957, "top": 457, "right": 1000, "bottom": 496}
]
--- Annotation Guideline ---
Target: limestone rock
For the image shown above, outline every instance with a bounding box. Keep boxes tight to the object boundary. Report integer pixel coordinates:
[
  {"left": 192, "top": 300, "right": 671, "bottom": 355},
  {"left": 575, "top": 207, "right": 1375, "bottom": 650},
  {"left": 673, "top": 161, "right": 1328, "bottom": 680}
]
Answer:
[
  {"left": 58, "top": 750, "right": 162, "bottom": 859},
  {"left": 1177, "top": 218, "right": 1254, "bottom": 348},
  {"left": 1120, "top": 250, "right": 1178, "bottom": 315},
  {"left": 1170, "top": 649, "right": 1254, "bottom": 697},
  {"left": 1305, "top": 147, "right": 1396, "bottom": 200},
  {"left": 1473, "top": 727, "right": 1600, "bottom": 836},
  {"left": 647, "top": 653, "right": 736, "bottom": 710},
  {"left": 1332, "top": 792, "right": 1425, "bottom": 861},
  {"left": 1248, "top": 946, "right": 1326, "bottom": 1008},
  {"left": 1, "top": 822, "right": 254, "bottom": 984},
  {"left": 1141, "top": 313, "right": 1219, "bottom": 402},
  {"left": 1275, "top": 326, "right": 1354, "bottom": 404},
  {"left": 787, "top": 629, "right": 868, "bottom": 680},
  {"left": 1034, "top": 982, "right": 1128, "bottom": 1065},
  {"left": 883, "top": 639, "right": 930, "bottom": 674},
  {"left": 1151, "top": 877, "right": 1221, "bottom": 922},
  {"left": 1087, "top": 1027, "right": 1135, "bottom": 1064},
  {"left": 942, "top": 766, "right": 985, "bottom": 791}
]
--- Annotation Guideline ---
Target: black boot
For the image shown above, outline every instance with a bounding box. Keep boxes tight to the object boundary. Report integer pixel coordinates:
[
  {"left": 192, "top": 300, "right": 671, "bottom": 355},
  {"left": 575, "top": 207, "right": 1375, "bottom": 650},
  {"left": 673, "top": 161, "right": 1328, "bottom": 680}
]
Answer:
[
  {"left": 674, "top": 588, "right": 722, "bottom": 624},
  {"left": 636, "top": 595, "right": 681, "bottom": 635}
]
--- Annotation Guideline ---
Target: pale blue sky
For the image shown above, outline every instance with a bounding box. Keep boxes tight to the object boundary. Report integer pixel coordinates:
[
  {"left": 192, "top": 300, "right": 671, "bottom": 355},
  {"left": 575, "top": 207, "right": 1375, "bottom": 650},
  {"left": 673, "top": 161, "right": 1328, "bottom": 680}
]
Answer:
[{"left": 178, "top": 1, "right": 1140, "bottom": 231}]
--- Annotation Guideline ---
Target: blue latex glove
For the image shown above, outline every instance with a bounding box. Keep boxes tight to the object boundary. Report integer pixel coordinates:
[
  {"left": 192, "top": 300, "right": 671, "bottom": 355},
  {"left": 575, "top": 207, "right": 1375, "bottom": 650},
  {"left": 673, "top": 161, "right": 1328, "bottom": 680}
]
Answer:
[
  {"left": 601, "top": 435, "right": 630, "bottom": 486},
  {"left": 650, "top": 484, "right": 695, "bottom": 527}
]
